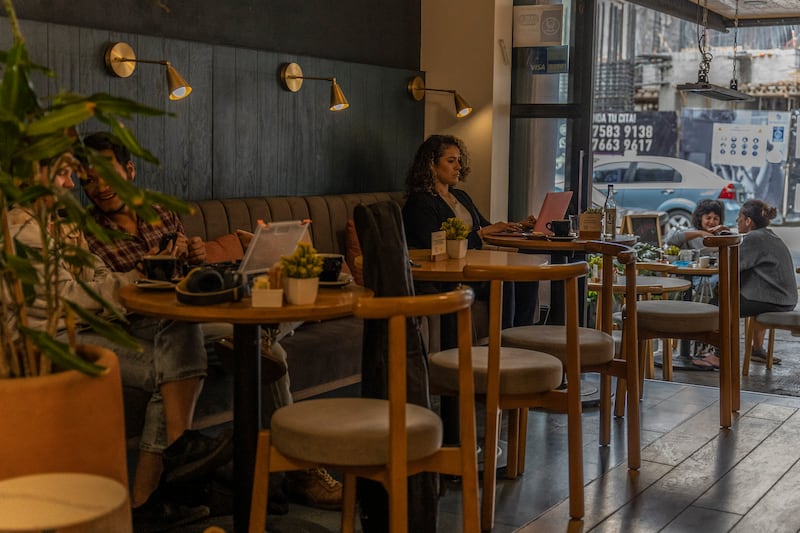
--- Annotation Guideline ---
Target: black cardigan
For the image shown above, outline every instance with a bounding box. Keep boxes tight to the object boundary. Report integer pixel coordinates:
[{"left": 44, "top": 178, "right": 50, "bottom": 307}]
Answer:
[{"left": 402, "top": 188, "right": 490, "bottom": 250}]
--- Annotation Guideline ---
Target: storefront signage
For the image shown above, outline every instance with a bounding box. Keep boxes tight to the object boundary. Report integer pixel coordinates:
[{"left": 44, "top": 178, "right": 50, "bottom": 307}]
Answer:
[{"left": 592, "top": 111, "right": 677, "bottom": 156}]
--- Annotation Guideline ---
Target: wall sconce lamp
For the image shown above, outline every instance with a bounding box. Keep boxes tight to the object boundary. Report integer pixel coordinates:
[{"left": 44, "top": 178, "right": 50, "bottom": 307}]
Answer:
[
  {"left": 407, "top": 75, "right": 472, "bottom": 118},
  {"left": 104, "top": 42, "right": 192, "bottom": 101},
  {"left": 280, "top": 62, "right": 349, "bottom": 111}
]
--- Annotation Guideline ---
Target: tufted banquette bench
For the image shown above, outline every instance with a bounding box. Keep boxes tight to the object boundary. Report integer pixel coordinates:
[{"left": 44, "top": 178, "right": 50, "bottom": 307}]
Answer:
[{"left": 180, "top": 192, "right": 405, "bottom": 401}]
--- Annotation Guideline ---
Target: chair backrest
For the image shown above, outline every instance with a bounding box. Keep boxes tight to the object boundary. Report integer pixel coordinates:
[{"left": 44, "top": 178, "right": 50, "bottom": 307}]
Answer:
[
  {"left": 585, "top": 241, "right": 639, "bottom": 340},
  {"left": 353, "top": 286, "right": 476, "bottom": 494}
]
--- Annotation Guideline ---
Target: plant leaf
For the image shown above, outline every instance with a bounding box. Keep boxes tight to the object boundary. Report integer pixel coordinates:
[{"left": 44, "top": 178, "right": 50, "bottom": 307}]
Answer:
[
  {"left": 63, "top": 301, "right": 140, "bottom": 352},
  {"left": 19, "top": 326, "right": 107, "bottom": 376}
]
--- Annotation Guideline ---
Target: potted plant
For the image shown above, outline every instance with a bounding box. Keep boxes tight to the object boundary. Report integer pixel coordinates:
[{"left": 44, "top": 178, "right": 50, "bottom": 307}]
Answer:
[
  {"left": 0, "top": 0, "right": 186, "bottom": 489},
  {"left": 579, "top": 208, "right": 603, "bottom": 240},
  {"left": 440, "top": 217, "right": 469, "bottom": 259},
  {"left": 280, "top": 242, "right": 323, "bottom": 304},
  {"left": 664, "top": 245, "right": 680, "bottom": 263}
]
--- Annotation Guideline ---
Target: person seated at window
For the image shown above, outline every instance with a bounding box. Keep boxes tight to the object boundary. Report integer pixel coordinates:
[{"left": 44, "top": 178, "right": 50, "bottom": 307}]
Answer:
[
  {"left": 402, "top": 134, "right": 538, "bottom": 330},
  {"left": 737, "top": 199, "right": 797, "bottom": 364},
  {"left": 664, "top": 199, "right": 729, "bottom": 250}
]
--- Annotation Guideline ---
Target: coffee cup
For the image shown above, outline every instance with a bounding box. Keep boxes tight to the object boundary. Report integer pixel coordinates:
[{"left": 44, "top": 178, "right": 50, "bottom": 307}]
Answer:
[
  {"left": 142, "top": 255, "right": 180, "bottom": 282},
  {"left": 546, "top": 219, "right": 572, "bottom": 237},
  {"left": 698, "top": 256, "right": 711, "bottom": 268},
  {"left": 318, "top": 253, "right": 344, "bottom": 282}
]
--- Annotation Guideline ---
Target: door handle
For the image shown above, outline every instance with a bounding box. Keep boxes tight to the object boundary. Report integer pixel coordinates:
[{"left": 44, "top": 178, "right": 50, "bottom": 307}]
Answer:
[{"left": 662, "top": 189, "right": 674, "bottom": 195}]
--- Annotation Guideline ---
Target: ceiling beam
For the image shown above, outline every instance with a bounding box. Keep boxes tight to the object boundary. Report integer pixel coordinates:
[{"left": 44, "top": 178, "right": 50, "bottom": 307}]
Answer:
[{"left": 624, "top": 0, "right": 730, "bottom": 32}]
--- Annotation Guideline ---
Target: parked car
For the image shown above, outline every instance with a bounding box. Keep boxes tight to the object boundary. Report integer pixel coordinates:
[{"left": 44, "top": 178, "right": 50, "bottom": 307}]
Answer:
[{"left": 592, "top": 155, "right": 745, "bottom": 233}]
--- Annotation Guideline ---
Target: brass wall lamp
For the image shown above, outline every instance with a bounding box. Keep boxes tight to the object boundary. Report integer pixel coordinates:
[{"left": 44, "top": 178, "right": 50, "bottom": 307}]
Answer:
[
  {"left": 280, "top": 62, "right": 349, "bottom": 111},
  {"left": 104, "top": 42, "right": 192, "bottom": 101},
  {"left": 407, "top": 75, "right": 472, "bottom": 118}
]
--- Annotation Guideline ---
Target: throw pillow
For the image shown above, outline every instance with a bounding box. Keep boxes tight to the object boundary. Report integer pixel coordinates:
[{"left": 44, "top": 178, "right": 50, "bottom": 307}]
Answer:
[
  {"left": 344, "top": 219, "right": 364, "bottom": 285},
  {"left": 204, "top": 233, "right": 245, "bottom": 264}
]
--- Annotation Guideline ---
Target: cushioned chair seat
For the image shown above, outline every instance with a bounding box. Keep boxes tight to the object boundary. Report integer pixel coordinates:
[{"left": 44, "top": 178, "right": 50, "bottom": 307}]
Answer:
[
  {"left": 429, "top": 347, "right": 563, "bottom": 395},
  {"left": 757, "top": 311, "right": 800, "bottom": 331},
  {"left": 271, "top": 398, "right": 443, "bottom": 466},
  {"left": 501, "top": 326, "right": 614, "bottom": 366},
  {"left": 637, "top": 300, "right": 718, "bottom": 332}
]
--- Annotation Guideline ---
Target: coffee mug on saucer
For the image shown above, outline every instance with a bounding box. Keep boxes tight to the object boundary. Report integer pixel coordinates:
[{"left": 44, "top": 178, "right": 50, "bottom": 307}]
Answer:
[
  {"left": 142, "top": 255, "right": 180, "bottom": 282},
  {"left": 546, "top": 219, "right": 572, "bottom": 237},
  {"left": 318, "top": 253, "right": 344, "bottom": 282}
]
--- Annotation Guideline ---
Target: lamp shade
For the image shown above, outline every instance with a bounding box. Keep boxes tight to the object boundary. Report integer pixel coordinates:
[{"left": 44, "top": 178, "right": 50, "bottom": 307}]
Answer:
[
  {"left": 454, "top": 92, "right": 472, "bottom": 118},
  {"left": 330, "top": 79, "right": 349, "bottom": 111},
  {"left": 166, "top": 64, "right": 192, "bottom": 101}
]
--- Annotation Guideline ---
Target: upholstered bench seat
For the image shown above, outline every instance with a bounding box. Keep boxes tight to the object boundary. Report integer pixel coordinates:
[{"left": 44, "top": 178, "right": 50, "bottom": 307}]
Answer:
[
  {"left": 636, "top": 300, "right": 718, "bottom": 333},
  {"left": 270, "top": 398, "right": 442, "bottom": 466},
  {"left": 501, "top": 326, "right": 614, "bottom": 366},
  {"left": 757, "top": 311, "right": 800, "bottom": 332},
  {"left": 429, "top": 347, "right": 562, "bottom": 395}
]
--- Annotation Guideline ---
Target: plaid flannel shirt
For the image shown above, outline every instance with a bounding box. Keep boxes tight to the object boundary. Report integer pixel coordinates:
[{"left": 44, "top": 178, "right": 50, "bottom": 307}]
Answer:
[{"left": 86, "top": 205, "right": 184, "bottom": 273}]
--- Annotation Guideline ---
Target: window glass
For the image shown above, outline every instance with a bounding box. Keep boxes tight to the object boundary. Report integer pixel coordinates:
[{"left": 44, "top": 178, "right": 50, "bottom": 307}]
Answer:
[
  {"left": 631, "top": 162, "right": 680, "bottom": 183},
  {"left": 592, "top": 163, "right": 628, "bottom": 184}
]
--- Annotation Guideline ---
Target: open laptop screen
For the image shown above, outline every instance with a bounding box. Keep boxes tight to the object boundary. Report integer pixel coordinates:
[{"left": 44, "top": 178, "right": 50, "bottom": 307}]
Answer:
[
  {"left": 237, "top": 220, "right": 310, "bottom": 276},
  {"left": 533, "top": 191, "right": 574, "bottom": 234}
]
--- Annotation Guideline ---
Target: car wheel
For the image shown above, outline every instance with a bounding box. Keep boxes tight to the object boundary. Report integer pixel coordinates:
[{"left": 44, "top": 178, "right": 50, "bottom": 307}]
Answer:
[{"left": 665, "top": 210, "right": 692, "bottom": 233}]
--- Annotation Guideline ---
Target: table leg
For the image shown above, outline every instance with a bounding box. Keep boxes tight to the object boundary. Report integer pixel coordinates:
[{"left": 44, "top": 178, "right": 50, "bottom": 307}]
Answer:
[{"left": 233, "top": 323, "right": 261, "bottom": 533}]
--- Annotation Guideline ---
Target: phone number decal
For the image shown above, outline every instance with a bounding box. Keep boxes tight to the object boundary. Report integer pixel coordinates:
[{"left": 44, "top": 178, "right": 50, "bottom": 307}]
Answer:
[{"left": 592, "top": 112, "right": 676, "bottom": 156}]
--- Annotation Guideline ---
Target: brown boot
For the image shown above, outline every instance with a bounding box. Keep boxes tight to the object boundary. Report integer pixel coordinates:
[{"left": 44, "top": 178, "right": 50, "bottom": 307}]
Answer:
[{"left": 286, "top": 467, "right": 343, "bottom": 510}]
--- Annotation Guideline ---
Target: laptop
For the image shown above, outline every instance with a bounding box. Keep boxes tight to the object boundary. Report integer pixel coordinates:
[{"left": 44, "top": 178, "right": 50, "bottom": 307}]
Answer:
[
  {"left": 237, "top": 219, "right": 310, "bottom": 277},
  {"left": 533, "top": 191, "right": 574, "bottom": 234}
]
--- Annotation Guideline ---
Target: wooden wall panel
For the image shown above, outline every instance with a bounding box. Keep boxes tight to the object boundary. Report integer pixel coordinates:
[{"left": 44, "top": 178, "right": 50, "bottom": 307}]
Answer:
[{"left": 5, "top": 18, "right": 423, "bottom": 202}]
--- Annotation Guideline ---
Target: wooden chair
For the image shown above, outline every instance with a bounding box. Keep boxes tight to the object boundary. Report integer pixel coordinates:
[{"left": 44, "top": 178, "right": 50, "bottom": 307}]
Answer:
[
  {"left": 743, "top": 311, "right": 800, "bottom": 374},
  {"left": 248, "top": 287, "right": 480, "bottom": 533},
  {"left": 428, "top": 261, "right": 588, "bottom": 527},
  {"left": 500, "top": 242, "right": 641, "bottom": 472},
  {"left": 634, "top": 261, "right": 678, "bottom": 381},
  {"left": 636, "top": 234, "right": 742, "bottom": 428}
]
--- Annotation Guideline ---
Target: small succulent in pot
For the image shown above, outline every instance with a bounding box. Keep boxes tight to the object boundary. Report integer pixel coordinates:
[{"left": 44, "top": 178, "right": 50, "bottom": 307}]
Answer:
[
  {"left": 440, "top": 217, "right": 469, "bottom": 240},
  {"left": 280, "top": 243, "right": 323, "bottom": 279}
]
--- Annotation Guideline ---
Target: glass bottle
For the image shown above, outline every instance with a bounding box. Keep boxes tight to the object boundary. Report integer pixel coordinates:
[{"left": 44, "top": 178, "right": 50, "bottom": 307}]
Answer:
[{"left": 603, "top": 184, "right": 617, "bottom": 240}]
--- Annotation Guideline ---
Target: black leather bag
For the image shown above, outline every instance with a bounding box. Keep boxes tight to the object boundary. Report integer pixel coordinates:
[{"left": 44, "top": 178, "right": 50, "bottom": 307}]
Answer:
[{"left": 175, "top": 265, "right": 244, "bottom": 305}]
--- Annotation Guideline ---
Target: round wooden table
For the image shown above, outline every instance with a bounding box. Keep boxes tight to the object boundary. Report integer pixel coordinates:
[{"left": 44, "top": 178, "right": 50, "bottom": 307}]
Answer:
[{"left": 119, "top": 283, "right": 370, "bottom": 533}]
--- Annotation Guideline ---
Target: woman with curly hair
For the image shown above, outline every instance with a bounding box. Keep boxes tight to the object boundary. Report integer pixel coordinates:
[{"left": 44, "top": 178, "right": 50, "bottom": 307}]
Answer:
[
  {"left": 402, "top": 134, "right": 538, "bottom": 328},
  {"left": 738, "top": 199, "right": 797, "bottom": 364},
  {"left": 664, "top": 198, "right": 729, "bottom": 250}
]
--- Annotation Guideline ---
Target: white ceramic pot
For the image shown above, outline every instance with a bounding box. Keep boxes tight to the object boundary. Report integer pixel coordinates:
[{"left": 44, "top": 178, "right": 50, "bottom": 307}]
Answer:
[
  {"left": 446, "top": 239, "right": 467, "bottom": 259},
  {"left": 283, "top": 276, "right": 319, "bottom": 305}
]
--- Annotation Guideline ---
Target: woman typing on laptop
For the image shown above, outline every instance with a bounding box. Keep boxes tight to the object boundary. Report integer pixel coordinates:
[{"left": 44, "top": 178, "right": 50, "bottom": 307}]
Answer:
[{"left": 402, "top": 134, "right": 539, "bottom": 328}]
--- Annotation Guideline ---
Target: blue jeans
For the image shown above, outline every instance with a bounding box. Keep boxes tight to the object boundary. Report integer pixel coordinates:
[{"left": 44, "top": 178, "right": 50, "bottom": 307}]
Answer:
[{"left": 75, "top": 317, "right": 206, "bottom": 453}]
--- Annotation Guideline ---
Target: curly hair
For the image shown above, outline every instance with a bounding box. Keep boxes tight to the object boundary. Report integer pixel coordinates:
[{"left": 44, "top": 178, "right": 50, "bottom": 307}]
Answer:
[
  {"left": 405, "top": 134, "right": 471, "bottom": 194},
  {"left": 691, "top": 199, "right": 725, "bottom": 229},
  {"left": 739, "top": 199, "right": 777, "bottom": 229}
]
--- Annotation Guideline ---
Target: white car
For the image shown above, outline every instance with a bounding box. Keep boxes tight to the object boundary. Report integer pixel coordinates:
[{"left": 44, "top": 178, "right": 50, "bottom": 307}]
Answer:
[{"left": 592, "top": 155, "right": 745, "bottom": 232}]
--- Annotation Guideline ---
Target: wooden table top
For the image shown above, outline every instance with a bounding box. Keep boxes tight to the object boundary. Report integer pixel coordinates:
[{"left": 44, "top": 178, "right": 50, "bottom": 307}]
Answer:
[
  {"left": 670, "top": 265, "right": 718, "bottom": 276},
  {"left": 587, "top": 275, "right": 690, "bottom": 294},
  {"left": 482, "top": 233, "right": 637, "bottom": 251},
  {"left": 119, "top": 283, "right": 371, "bottom": 324},
  {"left": 408, "top": 248, "right": 547, "bottom": 282}
]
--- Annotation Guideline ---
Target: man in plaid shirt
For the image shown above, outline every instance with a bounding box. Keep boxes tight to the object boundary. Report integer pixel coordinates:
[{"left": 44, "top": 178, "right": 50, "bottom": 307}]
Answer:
[{"left": 81, "top": 132, "right": 229, "bottom": 530}]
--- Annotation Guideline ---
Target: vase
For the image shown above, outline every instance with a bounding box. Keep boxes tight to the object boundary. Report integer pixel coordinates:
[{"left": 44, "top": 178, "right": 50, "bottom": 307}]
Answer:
[
  {"left": 0, "top": 345, "right": 129, "bottom": 488},
  {"left": 446, "top": 239, "right": 467, "bottom": 259},
  {"left": 283, "top": 276, "right": 319, "bottom": 305}
]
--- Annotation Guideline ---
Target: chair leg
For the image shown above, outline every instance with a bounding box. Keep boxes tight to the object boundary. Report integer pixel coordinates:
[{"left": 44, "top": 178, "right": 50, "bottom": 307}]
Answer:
[
  {"left": 767, "top": 327, "right": 776, "bottom": 369},
  {"left": 599, "top": 374, "right": 612, "bottom": 446},
  {"left": 646, "top": 340, "right": 655, "bottom": 379},
  {"left": 661, "top": 337, "right": 673, "bottom": 381},
  {"left": 566, "top": 368, "right": 584, "bottom": 519},
  {"left": 506, "top": 409, "right": 520, "bottom": 479},
  {"left": 249, "top": 431, "right": 271, "bottom": 533},
  {"left": 480, "top": 398, "right": 502, "bottom": 531},
  {"left": 614, "top": 378, "right": 627, "bottom": 418},
  {"left": 341, "top": 473, "right": 358, "bottom": 533},
  {"left": 743, "top": 317, "right": 753, "bottom": 376},
  {"left": 638, "top": 340, "right": 648, "bottom": 400},
  {"left": 516, "top": 409, "right": 528, "bottom": 475}
]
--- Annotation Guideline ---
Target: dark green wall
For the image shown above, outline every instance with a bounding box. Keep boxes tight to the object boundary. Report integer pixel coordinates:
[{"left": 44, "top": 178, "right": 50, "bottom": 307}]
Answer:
[
  {"left": 3, "top": 4, "right": 423, "bottom": 201},
  {"left": 15, "top": 1, "right": 420, "bottom": 70}
]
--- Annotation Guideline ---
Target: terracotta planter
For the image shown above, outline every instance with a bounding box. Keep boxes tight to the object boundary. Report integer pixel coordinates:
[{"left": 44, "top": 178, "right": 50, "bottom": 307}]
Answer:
[
  {"left": 283, "top": 276, "right": 319, "bottom": 305},
  {"left": 446, "top": 239, "right": 467, "bottom": 259},
  {"left": 0, "top": 345, "right": 129, "bottom": 487}
]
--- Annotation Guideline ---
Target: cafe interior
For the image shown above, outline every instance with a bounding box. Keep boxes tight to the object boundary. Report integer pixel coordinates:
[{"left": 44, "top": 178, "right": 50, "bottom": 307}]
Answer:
[{"left": 4, "top": 0, "right": 800, "bottom": 532}]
